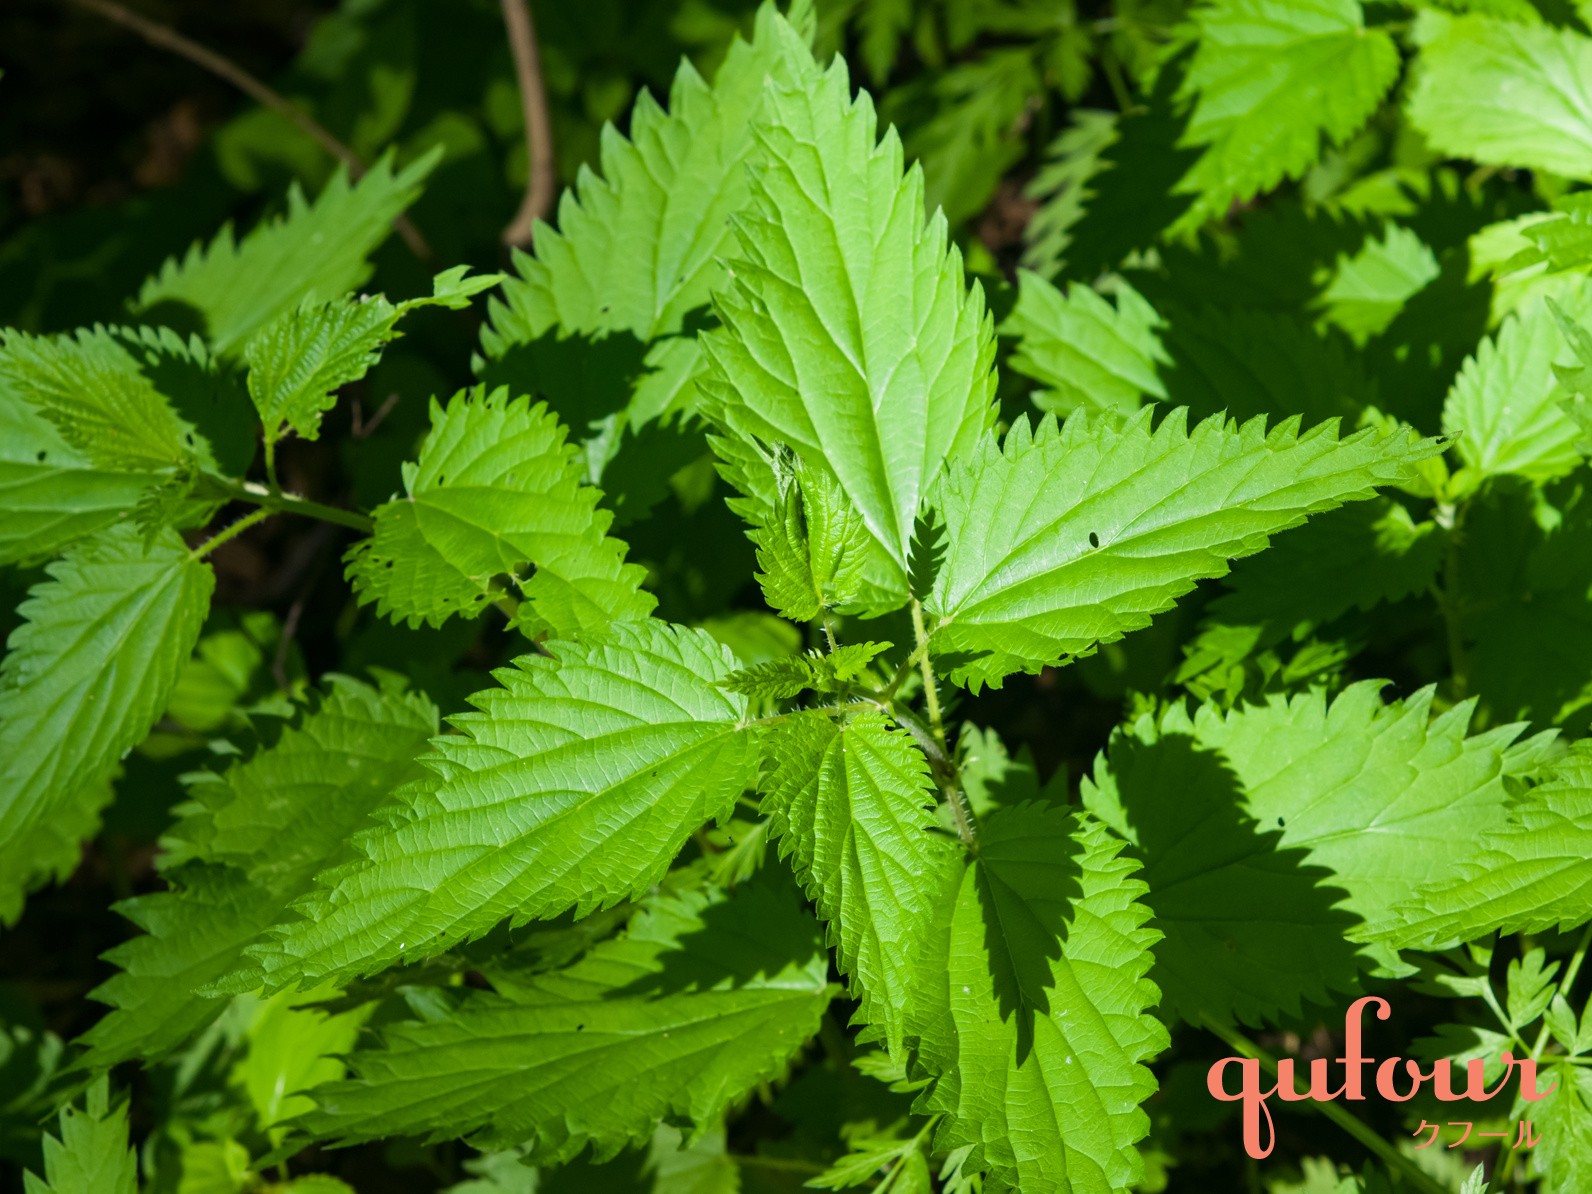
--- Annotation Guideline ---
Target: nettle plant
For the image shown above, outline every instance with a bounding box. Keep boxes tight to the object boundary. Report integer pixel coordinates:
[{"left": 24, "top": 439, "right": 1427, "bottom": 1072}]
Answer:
[{"left": 15, "top": 1, "right": 1592, "bottom": 1192}]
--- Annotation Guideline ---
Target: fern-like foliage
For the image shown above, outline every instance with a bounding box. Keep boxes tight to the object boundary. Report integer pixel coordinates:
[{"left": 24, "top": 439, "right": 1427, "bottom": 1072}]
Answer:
[
  {"left": 294, "top": 882, "right": 834, "bottom": 1161},
  {"left": 926, "top": 410, "right": 1441, "bottom": 690},
  {"left": 346, "top": 387, "right": 654, "bottom": 634},
  {"left": 0, "top": 525, "right": 213, "bottom": 923},
  {"left": 226, "top": 622, "right": 757, "bottom": 992},
  {"left": 910, "top": 805, "right": 1166, "bottom": 1194}
]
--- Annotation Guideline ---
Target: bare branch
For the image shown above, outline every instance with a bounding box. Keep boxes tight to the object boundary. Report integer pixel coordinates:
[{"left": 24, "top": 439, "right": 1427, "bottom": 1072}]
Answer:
[
  {"left": 499, "top": 0, "right": 557, "bottom": 248},
  {"left": 63, "top": 0, "right": 434, "bottom": 262}
]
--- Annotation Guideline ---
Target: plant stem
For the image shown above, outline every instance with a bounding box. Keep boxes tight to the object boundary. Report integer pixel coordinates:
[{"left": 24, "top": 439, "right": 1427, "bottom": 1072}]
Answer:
[
  {"left": 730, "top": 1154, "right": 826, "bottom": 1175},
  {"left": 1433, "top": 499, "right": 1470, "bottom": 700},
  {"left": 190, "top": 507, "right": 272, "bottom": 560},
  {"left": 212, "top": 476, "right": 374, "bottom": 533},
  {"left": 1496, "top": 922, "right": 1592, "bottom": 1186},
  {"left": 910, "top": 600, "right": 947, "bottom": 746},
  {"left": 1201, "top": 1016, "right": 1449, "bottom": 1194},
  {"left": 499, "top": 0, "right": 556, "bottom": 247},
  {"left": 902, "top": 601, "right": 978, "bottom": 851},
  {"left": 63, "top": 0, "right": 432, "bottom": 262}
]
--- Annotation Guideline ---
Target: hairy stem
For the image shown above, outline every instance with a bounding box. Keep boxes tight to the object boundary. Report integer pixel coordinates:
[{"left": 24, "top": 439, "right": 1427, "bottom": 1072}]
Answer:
[
  {"left": 499, "top": 0, "right": 556, "bottom": 247},
  {"left": 63, "top": 0, "right": 432, "bottom": 262},
  {"left": 1433, "top": 499, "right": 1470, "bottom": 700},
  {"left": 1201, "top": 1017, "right": 1448, "bottom": 1194},
  {"left": 213, "top": 476, "right": 374, "bottom": 533},
  {"left": 910, "top": 599, "right": 947, "bottom": 746},
  {"left": 190, "top": 507, "right": 272, "bottom": 560}
]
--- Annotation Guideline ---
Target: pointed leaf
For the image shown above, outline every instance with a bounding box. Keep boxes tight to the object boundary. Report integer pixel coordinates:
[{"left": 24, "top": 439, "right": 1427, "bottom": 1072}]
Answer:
[
  {"left": 0, "top": 525, "right": 213, "bottom": 923},
  {"left": 925, "top": 410, "right": 1441, "bottom": 690},
  {"left": 910, "top": 806, "right": 1165, "bottom": 1194},
  {"left": 137, "top": 154, "right": 436, "bottom": 352},
  {"left": 79, "top": 677, "right": 437, "bottom": 1067},
  {"left": 227, "top": 621, "right": 758, "bottom": 992},
  {"left": 703, "top": 56, "right": 997, "bottom": 607},
  {"left": 1173, "top": 0, "right": 1398, "bottom": 230},
  {"left": 295, "top": 883, "right": 833, "bottom": 1161},
  {"left": 346, "top": 387, "right": 654, "bottom": 634},
  {"left": 760, "top": 709, "right": 957, "bottom": 1055}
]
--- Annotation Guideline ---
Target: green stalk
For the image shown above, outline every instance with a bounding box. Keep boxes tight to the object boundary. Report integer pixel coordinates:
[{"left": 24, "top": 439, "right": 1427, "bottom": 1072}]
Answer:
[
  {"left": 211, "top": 475, "right": 374, "bottom": 533},
  {"left": 190, "top": 507, "right": 272, "bottom": 561}
]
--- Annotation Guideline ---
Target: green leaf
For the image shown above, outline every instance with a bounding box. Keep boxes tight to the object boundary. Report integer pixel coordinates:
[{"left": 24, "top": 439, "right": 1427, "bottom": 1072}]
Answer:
[
  {"left": 0, "top": 327, "right": 198, "bottom": 473},
  {"left": 1021, "top": 110, "right": 1118, "bottom": 280},
  {"left": 1315, "top": 224, "right": 1439, "bottom": 346},
  {"left": 909, "top": 805, "right": 1165, "bottom": 1194},
  {"left": 485, "top": 6, "right": 814, "bottom": 346},
  {"left": 809, "top": 1119, "right": 932, "bottom": 1192},
  {"left": 136, "top": 153, "right": 435, "bottom": 353},
  {"left": 703, "top": 56, "right": 997, "bottom": 609},
  {"left": 1443, "top": 285, "right": 1592, "bottom": 484},
  {"left": 0, "top": 524, "right": 214, "bottom": 923},
  {"left": 227, "top": 621, "right": 758, "bottom": 992},
  {"left": 759, "top": 709, "right": 958, "bottom": 1055},
  {"left": 245, "top": 269, "right": 505, "bottom": 451},
  {"left": 244, "top": 296, "right": 401, "bottom": 446},
  {"left": 1400, "top": 743, "right": 1592, "bottom": 948},
  {"left": 1452, "top": 479, "right": 1592, "bottom": 727},
  {"left": 925, "top": 410, "right": 1441, "bottom": 691},
  {"left": 750, "top": 446, "right": 874, "bottom": 621},
  {"left": 1408, "top": 12, "right": 1592, "bottom": 179},
  {"left": 1085, "top": 683, "right": 1555, "bottom": 981},
  {"left": 1173, "top": 0, "right": 1399, "bottom": 231},
  {"left": 295, "top": 883, "right": 833, "bottom": 1161},
  {"left": 1178, "top": 498, "right": 1442, "bottom": 688},
  {"left": 721, "top": 641, "right": 891, "bottom": 701},
  {"left": 78, "top": 676, "right": 437, "bottom": 1068},
  {"left": 481, "top": 6, "right": 818, "bottom": 486},
  {"left": 346, "top": 387, "right": 654, "bottom": 634},
  {"left": 0, "top": 394, "right": 161, "bottom": 566},
  {"left": 1082, "top": 710, "right": 1371, "bottom": 1025},
  {"left": 1535, "top": 1062, "right": 1592, "bottom": 1192},
  {"left": 1002, "top": 273, "right": 1168, "bottom": 416},
  {"left": 22, "top": 1077, "right": 136, "bottom": 1194}
]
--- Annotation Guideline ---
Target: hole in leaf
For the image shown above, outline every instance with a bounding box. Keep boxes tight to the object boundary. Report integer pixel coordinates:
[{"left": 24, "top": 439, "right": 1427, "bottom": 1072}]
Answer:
[{"left": 1088, "top": 531, "right": 1100, "bottom": 548}]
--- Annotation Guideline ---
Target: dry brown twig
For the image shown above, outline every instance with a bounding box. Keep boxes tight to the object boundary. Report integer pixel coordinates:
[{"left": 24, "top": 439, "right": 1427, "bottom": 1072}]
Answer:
[
  {"left": 499, "top": 0, "right": 556, "bottom": 248},
  {"left": 63, "top": 0, "right": 434, "bottom": 262}
]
